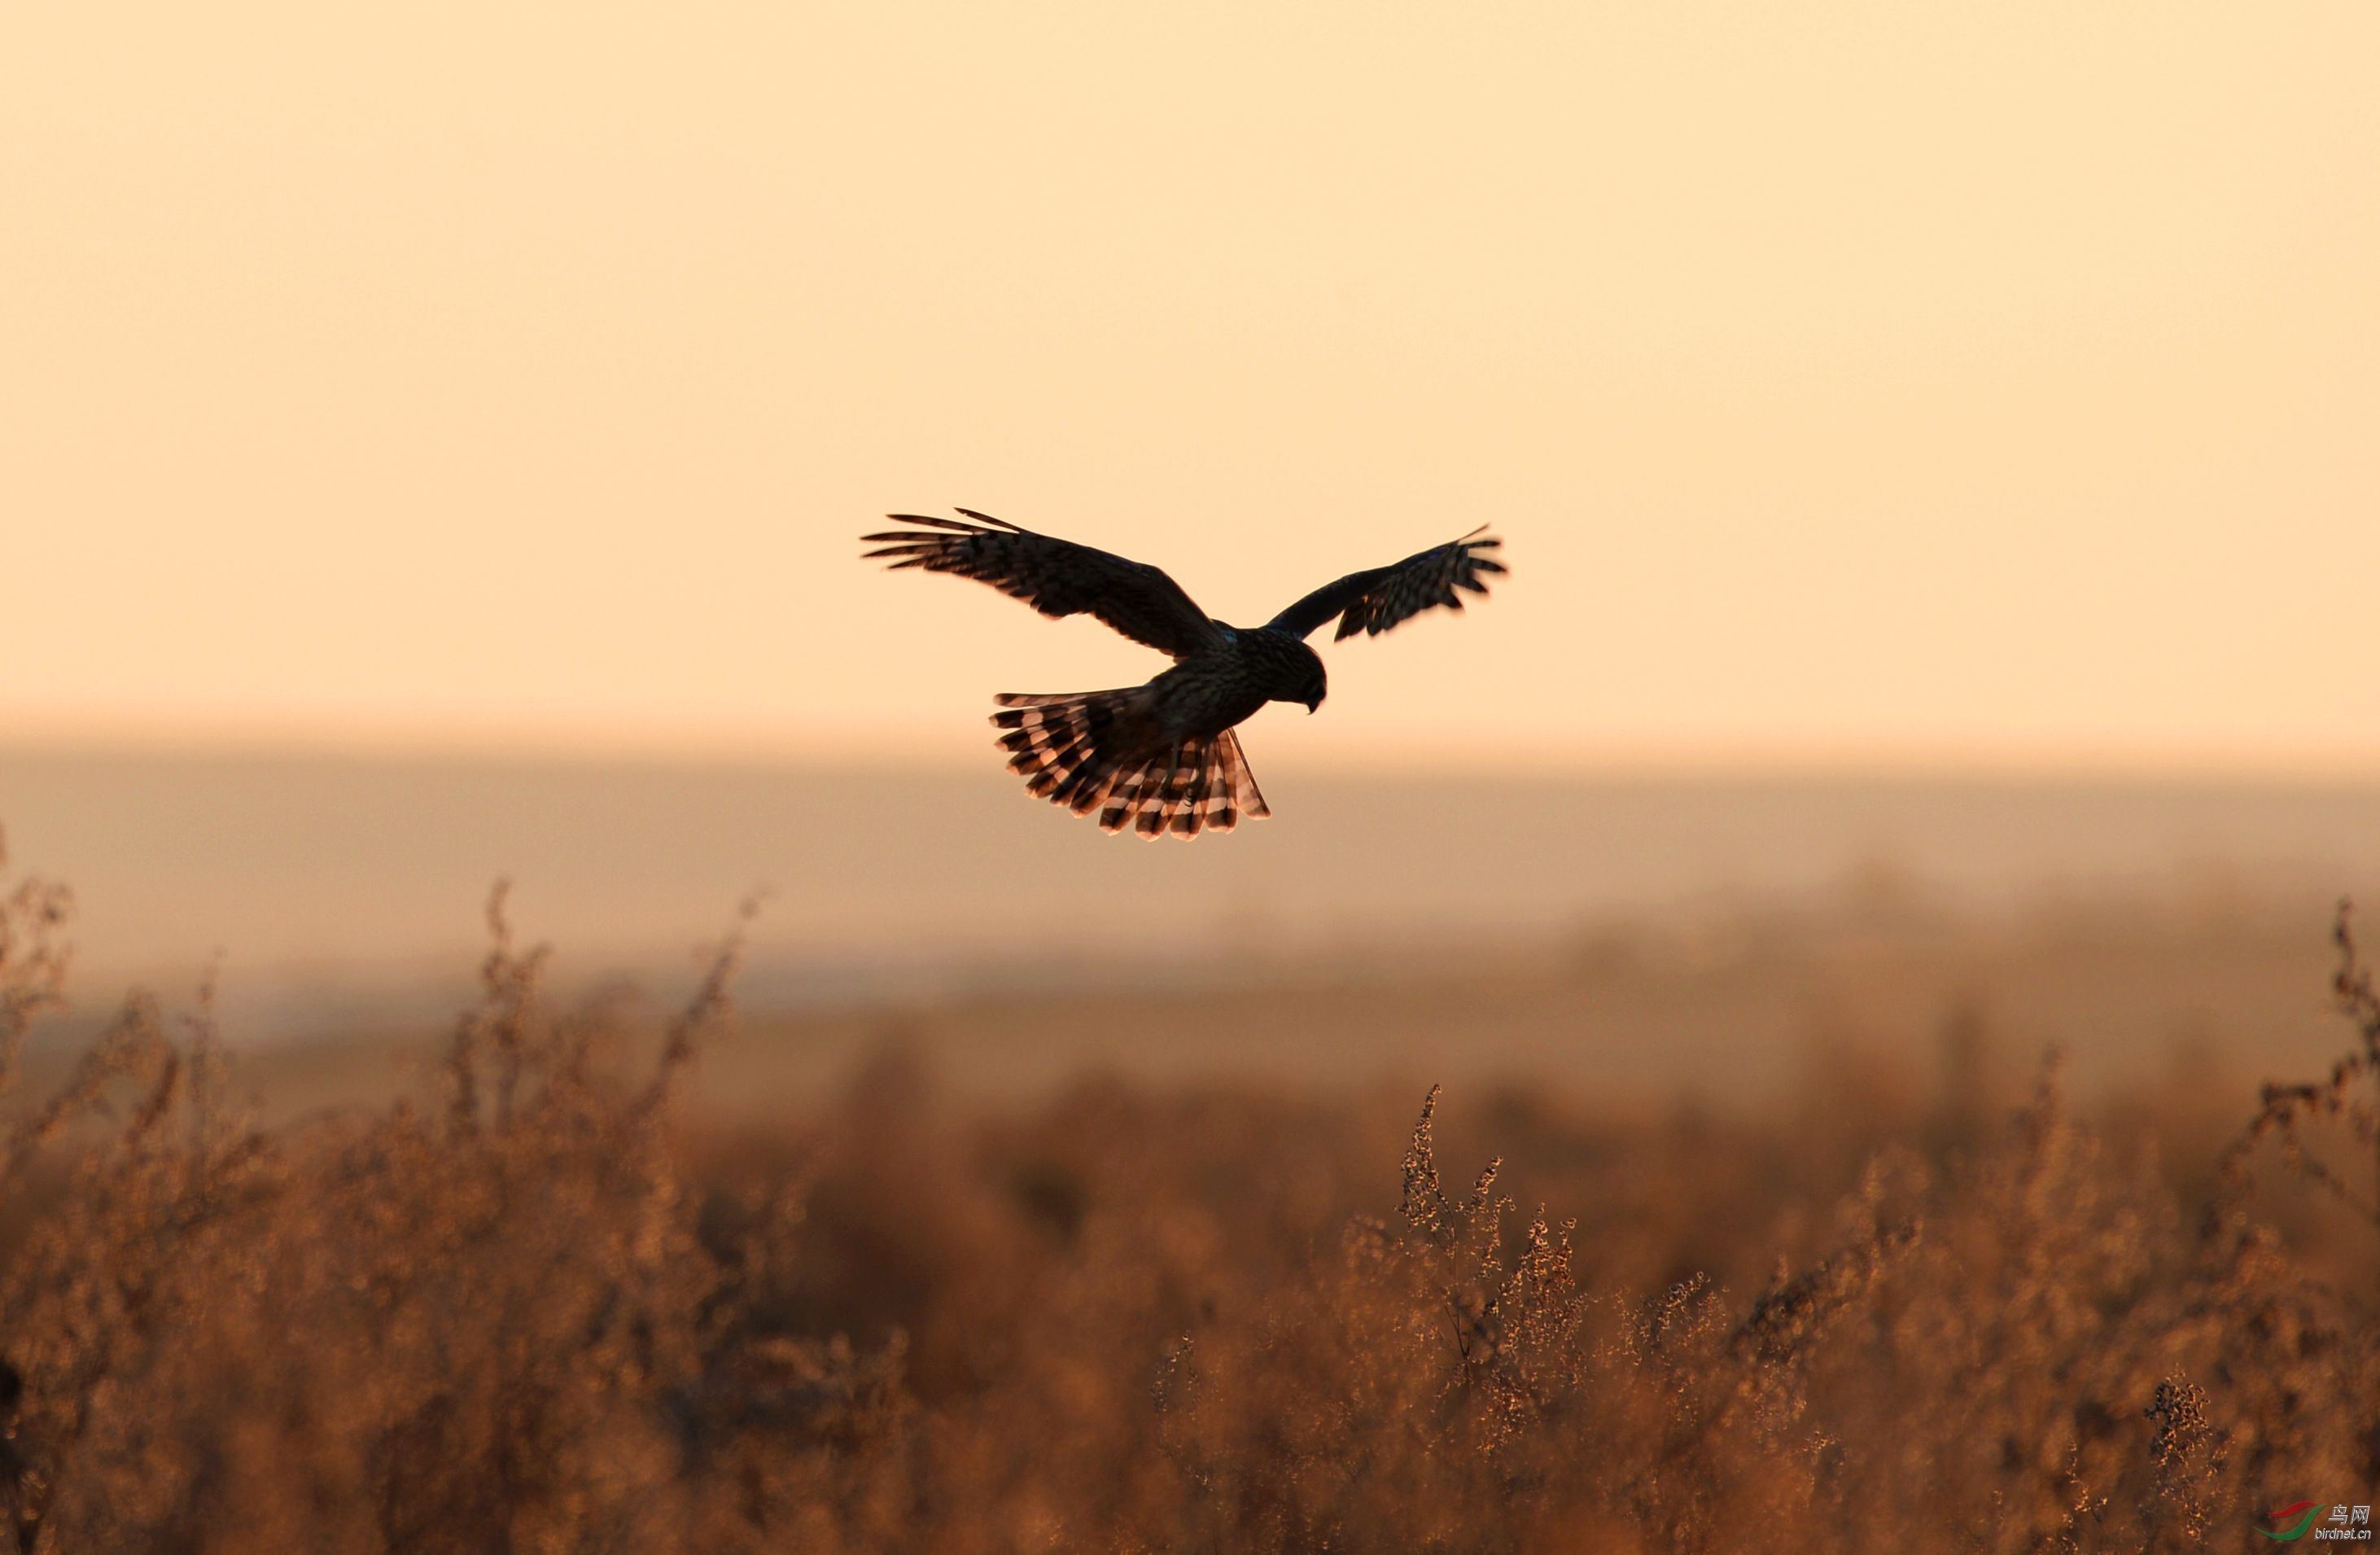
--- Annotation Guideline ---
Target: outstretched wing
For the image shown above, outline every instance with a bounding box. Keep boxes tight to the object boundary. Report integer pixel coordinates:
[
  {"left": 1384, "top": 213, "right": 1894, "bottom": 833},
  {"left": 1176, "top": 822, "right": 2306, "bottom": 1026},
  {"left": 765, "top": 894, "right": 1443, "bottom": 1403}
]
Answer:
[
  {"left": 863, "top": 509, "right": 1225, "bottom": 659},
  {"left": 1265, "top": 527, "right": 1506, "bottom": 642}
]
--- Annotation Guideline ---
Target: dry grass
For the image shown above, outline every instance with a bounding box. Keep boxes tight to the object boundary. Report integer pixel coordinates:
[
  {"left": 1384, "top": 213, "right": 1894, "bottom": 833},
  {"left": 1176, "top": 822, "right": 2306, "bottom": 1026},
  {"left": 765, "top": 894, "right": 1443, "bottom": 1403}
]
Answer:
[{"left": 0, "top": 827, "right": 2374, "bottom": 1552}]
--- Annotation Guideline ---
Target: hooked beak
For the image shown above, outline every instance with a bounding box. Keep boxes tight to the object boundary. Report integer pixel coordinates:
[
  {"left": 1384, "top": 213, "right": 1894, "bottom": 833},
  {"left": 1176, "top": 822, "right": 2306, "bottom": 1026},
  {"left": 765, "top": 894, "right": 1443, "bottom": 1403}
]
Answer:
[{"left": 1304, "top": 696, "right": 1323, "bottom": 715}]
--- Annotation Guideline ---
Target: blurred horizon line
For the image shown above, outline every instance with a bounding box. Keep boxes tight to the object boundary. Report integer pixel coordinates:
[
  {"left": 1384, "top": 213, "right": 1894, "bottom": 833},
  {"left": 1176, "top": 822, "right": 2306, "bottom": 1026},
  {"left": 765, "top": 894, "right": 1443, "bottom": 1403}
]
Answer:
[
  {"left": 7, "top": 738, "right": 2379, "bottom": 1047},
  {"left": 6, "top": 724, "right": 2380, "bottom": 789}
]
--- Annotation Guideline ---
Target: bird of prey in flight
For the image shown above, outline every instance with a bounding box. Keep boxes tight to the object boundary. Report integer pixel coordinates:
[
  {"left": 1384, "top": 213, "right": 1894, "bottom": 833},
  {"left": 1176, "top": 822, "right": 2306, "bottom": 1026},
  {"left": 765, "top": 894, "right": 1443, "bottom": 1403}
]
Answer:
[{"left": 862, "top": 510, "right": 1506, "bottom": 839}]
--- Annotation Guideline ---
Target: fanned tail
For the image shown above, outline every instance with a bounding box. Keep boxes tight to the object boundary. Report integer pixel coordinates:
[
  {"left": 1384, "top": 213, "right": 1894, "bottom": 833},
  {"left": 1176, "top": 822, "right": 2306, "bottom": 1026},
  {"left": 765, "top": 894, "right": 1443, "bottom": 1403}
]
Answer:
[{"left": 990, "top": 694, "right": 1270, "bottom": 840}]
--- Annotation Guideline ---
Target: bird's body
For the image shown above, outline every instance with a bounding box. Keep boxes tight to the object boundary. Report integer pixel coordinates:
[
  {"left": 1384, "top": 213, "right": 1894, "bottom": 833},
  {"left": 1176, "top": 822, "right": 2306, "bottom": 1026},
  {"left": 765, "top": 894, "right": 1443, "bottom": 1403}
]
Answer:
[
  {"left": 863, "top": 510, "right": 1503, "bottom": 838},
  {"left": 1150, "top": 624, "right": 1328, "bottom": 732}
]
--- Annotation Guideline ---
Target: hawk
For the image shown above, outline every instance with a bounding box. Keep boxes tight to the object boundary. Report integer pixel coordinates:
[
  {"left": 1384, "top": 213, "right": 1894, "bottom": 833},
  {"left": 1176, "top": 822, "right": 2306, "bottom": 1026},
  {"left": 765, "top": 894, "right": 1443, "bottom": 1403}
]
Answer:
[{"left": 862, "top": 510, "right": 1506, "bottom": 838}]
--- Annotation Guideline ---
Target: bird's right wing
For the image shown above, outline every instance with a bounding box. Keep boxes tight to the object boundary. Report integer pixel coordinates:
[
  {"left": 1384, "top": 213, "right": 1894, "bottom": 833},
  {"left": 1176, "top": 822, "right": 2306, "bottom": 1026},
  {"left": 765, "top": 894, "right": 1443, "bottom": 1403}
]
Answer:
[
  {"left": 1265, "top": 528, "right": 1507, "bottom": 642},
  {"left": 863, "top": 510, "right": 1226, "bottom": 659}
]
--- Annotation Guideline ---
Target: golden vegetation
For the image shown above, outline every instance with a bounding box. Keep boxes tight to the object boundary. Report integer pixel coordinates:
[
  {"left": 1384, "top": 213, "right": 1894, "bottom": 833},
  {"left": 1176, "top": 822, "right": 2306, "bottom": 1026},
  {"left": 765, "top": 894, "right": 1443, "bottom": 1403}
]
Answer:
[{"left": 0, "top": 829, "right": 2373, "bottom": 1552}]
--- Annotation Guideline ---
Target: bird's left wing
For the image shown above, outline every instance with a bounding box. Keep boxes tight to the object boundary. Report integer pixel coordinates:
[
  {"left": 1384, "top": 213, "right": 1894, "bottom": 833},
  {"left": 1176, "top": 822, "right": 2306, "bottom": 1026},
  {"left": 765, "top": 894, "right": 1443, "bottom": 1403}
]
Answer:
[
  {"left": 862, "top": 509, "right": 1226, "bottom": 659},
  {"left": 1265, "top": 528, "right": 1506, "bottom": 642}
]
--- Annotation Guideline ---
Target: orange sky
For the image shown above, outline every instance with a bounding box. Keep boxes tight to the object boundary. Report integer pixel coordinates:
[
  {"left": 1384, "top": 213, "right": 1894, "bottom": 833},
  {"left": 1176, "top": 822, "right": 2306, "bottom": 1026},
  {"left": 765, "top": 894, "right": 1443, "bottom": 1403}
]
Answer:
[{"left": 4, "top": 2, "right": 2376, "bottom": 773}]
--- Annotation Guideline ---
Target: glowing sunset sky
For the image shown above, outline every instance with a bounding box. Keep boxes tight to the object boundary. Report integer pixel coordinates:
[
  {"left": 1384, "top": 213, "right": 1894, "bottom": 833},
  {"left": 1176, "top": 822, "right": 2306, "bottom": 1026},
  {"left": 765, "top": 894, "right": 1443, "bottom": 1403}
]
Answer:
[{"left": 5, "top": 2, "right": 2375, "bottom": 772}]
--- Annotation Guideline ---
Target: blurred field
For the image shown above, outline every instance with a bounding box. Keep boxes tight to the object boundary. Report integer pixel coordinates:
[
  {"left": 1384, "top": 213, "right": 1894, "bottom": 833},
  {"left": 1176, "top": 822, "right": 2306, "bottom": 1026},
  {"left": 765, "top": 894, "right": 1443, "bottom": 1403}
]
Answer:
[
  {"left": 33, "top": 871, "right": 2357, "bottom": 1130},
  {"left": 1, "top": 771, "right": 2378, "bottom": 1551}
]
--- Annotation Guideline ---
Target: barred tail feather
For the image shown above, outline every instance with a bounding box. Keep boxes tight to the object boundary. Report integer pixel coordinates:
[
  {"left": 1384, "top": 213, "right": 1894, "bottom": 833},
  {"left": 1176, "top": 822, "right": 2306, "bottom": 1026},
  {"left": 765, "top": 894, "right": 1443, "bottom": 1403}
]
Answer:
[
  {"left": 991, "top": 690, "right": 1135, "bottom": 814},
  {"left": 1099, "top": 729, "right": 1270, "bottom": 840},
  {"left": 988, "top": 694, "right": 1269, "bottom": 840},
  {"left": 1213, "top": 730, "right": 1271, "bottom": 827}
]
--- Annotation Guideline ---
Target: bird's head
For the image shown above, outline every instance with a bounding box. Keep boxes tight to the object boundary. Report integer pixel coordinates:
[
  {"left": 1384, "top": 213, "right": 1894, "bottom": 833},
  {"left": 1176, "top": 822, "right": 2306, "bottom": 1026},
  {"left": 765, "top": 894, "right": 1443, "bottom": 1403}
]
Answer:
[{"left": 1270, "top": 640, "right": 1328, "bottom": 714}]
